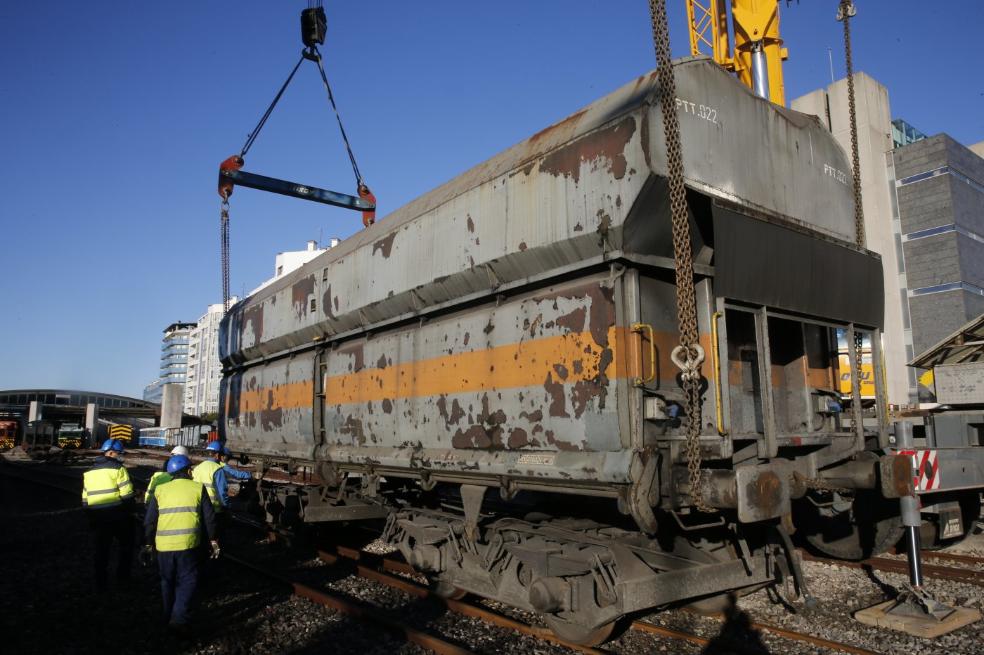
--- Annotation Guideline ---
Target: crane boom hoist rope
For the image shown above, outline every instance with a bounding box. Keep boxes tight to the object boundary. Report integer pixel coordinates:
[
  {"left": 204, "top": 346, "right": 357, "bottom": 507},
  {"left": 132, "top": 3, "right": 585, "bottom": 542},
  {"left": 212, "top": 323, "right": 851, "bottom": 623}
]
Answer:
[{"left": 216, "top": 4, "right": 376, "bottom": 314}]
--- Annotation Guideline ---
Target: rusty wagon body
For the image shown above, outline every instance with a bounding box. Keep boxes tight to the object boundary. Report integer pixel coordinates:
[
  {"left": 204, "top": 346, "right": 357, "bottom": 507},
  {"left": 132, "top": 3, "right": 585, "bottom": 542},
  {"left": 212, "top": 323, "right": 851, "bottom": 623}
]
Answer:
[{"left": 219, "top": 57, "right": 910, "bottom": 642}]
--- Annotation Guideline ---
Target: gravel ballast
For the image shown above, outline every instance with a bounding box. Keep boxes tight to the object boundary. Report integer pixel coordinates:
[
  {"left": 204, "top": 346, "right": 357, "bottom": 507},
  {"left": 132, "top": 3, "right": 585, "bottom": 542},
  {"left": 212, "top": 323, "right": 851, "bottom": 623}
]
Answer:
[{"left": 3, "top": 462, "right": 984, "bottom": 654}]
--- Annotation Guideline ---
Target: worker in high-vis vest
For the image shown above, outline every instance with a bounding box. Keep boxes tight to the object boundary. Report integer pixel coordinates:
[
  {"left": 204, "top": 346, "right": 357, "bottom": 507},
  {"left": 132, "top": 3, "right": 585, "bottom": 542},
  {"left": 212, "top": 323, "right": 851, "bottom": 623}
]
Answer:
[
  {"left": 192, "top": 441, "right": 252, "bottom": 512},
  {"left": 82, "top": 438, "right": 136, "bottom": 590},
  {"left": 143, "top": 454, "right": 218, "bottom": 630},
  {"left": 142, "top": 446, "right": 190, "bottom": 503}
]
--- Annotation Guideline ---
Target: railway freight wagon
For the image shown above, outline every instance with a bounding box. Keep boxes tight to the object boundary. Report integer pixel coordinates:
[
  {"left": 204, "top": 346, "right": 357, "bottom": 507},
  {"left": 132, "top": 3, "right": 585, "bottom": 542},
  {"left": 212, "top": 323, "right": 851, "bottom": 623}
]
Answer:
[{"left": 219, "top": 57, "right": 912, "bottom": 644}]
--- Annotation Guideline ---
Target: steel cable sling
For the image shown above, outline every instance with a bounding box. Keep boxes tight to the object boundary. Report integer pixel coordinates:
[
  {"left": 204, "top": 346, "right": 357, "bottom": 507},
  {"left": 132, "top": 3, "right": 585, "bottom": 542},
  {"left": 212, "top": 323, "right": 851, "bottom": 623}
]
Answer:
[
  {"left": 217, "top": 4, "right": 376, "bottom": 314},
  {"left": 647, "top": 0, "right": 714, "bottom": 513}
]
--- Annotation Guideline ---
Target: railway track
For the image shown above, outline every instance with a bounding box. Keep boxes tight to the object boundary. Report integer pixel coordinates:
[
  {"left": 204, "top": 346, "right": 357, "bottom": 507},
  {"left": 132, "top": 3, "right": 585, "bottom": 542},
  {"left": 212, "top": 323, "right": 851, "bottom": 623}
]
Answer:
[
  {"left": 0, "top": 456, "right": 969, "bottom": 654},
  {"left": 225, "top": 551, "right": 477, "bottom": 655},
  {"left": 315, "top": 540, "right": 880, "bottom": 655},
  {"left": 802, "top": 551, "right": 984, "bottom": 587}
]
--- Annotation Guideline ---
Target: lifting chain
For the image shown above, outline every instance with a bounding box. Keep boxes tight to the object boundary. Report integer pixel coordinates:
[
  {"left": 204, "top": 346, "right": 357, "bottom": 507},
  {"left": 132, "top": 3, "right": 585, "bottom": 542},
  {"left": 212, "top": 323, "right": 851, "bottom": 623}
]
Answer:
[
  {"left": 220, "top": 199, "right": 231, "bottom": 314},
  {"left": 837, "top": 1, "right": 867, "bottom": 414},
  {"left": 648, "top": 0, "right": 713, "bottom": 513}
]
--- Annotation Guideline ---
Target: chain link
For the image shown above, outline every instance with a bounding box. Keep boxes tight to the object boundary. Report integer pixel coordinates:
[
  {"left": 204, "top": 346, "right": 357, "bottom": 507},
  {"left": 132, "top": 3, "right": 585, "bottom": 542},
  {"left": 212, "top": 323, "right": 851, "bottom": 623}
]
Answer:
[
  {"left": 648, "top": 0, "right": 714, "bottom": 513},
  {"left": 839, "top": 1, "right": 864, "bottom": 250},
  {"left": 838, "top": 1, "right": 867, "bottom": 417},
  {"left": 221, "top": 199, "right": 231, "bottom": 315}
]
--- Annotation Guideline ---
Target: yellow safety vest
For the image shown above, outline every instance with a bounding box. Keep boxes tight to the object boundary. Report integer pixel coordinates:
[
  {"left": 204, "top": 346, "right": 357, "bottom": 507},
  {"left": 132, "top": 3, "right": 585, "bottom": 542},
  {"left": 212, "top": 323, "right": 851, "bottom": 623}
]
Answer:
[
  {"left": 82, "top": 464, "right": 134, "bottom": 508},
  {"left": 144, "top": 471, "right": 173, "bottom": 503},
  {"left": 192, "top": 460, "right": 223, "bottom": 510},
  {"left": 153, "top": 478, "right": 204, "bottom": 552}
]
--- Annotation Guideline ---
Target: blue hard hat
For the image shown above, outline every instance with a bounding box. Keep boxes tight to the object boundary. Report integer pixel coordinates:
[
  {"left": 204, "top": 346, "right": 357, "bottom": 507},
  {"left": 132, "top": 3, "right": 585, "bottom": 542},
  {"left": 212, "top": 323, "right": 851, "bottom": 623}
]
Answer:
[
  {"left": 100, "top": 438, "right": 125, "bottom": 453},
  {"left": 166, "top": 455, "right": 191, "bottom": 475},
  {"left": 206, "top": 442, "right": 231, "bottom": 455}
]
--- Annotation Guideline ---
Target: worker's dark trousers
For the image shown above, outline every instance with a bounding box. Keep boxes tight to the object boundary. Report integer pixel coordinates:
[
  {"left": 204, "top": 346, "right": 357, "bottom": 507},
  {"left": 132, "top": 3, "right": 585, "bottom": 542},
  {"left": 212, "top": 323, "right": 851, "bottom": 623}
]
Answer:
[
  {"left": 157, "top": 549, "right": 199, "bottom": 626},
  {"left": 88, "top": 510, "right": 134, "bottom": 590}
]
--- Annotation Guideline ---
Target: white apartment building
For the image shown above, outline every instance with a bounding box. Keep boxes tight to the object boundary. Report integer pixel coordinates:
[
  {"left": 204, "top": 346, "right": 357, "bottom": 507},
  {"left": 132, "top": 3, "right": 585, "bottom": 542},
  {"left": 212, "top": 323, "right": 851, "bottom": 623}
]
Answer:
[
  {"left": 249, "top": 239, "right": 338, "bottom": 296},
  {"left": 183, "top": 298, "right": 237, "bottom": 416},
  {"left": 176, "top": 241, "right": 339, "bottom": 417}
]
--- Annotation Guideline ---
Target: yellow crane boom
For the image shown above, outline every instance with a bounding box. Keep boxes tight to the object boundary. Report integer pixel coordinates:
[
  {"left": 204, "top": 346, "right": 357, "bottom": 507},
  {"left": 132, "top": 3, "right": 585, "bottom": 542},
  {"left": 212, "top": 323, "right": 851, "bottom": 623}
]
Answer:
[{"left": 685, "top": 0, "right": 788, "bottom": 105}]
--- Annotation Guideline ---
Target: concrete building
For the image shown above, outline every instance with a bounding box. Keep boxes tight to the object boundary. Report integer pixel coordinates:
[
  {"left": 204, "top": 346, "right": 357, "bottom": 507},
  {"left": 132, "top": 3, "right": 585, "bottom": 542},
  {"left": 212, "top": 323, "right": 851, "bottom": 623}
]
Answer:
[
  {"left": 792, "top": 73, "right": 913, "bottom": 403},
  {"left": 794, "top": 74, "right": 984, "bottom": 403},
  {"left": 184, "top": 298, "right": 237, "bottom": 417},
  {"left": 249, "top": 239, "right": 338, "bottom": 296},
  {"left": 893, "top": 135, "right": 984, "bottom": 356},
  {"left": 143, "top": 322, "right": 194, "bottom": 404}
]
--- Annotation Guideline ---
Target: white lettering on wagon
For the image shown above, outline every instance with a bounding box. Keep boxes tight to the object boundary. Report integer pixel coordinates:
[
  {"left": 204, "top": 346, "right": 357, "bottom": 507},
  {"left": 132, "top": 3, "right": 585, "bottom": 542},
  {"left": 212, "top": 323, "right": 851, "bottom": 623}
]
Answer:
[
  {"left": 824, "top": 163, "right": 848, "bottom": 184},
  {"left": 676, "top": 97, "right": 718, "bottom": 124},
  {"left": 516, "top": 453, "right": 557, "bottom": 466}
]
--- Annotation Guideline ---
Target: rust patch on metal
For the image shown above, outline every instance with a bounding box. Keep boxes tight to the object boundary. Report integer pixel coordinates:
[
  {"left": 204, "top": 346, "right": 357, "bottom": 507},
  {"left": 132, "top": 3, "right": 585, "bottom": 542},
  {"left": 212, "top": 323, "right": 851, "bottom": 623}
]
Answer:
[
  {"left": 527, "top": 108, "right": 587, "bottom": 145},
  {"left": 372, "top": 232, "right": 396, "bottom": 258},
  {"left": 291, "top": 274, "right": 315, "bottom": 319},
  {"left": 463, "top": 332, "right": 470, "bottom": 346},
  {"left": 586, "top": 285, "right": 615, "bottom": 348},
  {"left": 891, "top": 454, "right": 914, "bottom": 498},
  {"left": 596, "top": 209, "right": 612, "bottom": 247},
  {"left": 518, "top": 241, "right": 527, "bottom": 252},
  {"left": 259, "top": 407, "right": 283, "bottom": 430},
  {"left": 555, "top": 306, "right": 586, "bottom": 333},
  {"left": 538, "top": 116, "right": 636, "bottom": 184},
  {"left": 543, "top": 372, "right": 569, "bottom": 418},
  {"left": 570, "top": 347, "right": 612, "bottom": 418},
  {"left": 242, "top": 303, "right": 264, "bottom": 345},
  {"left": 322, "top": 284, "right": 337, "bottom": 320},
  {"left": 466, "top": 214, "right": 475, "bottom": 233},
  {"left": 545, "top": 430, "right": 580, "bottom": 452},
  {"left": 338, "top": 342, "right": 365, "bottom": 372},
  {"left": 508, "top": 428, "right": 529, "bottom": 449},
  {"left": 381, "top": 398, "right": 393, "bottom": 414},
  {"left": 553, "top": 364, "right": 569, "bottom": 380},
  {"left": 437, "top": 395, "right": 466, "bottom": 427},
  {"left": 747, "top": 471, "right": 783, "bottom": 517},
  {"left": 339, "top": 416, "right": 367, "bottom": 445},
  {"left": 377, "top": 354, "right": 388, "bottom": 369},
  {"left": 573, "top": 222, "right": 583, "bottom": 232},
  {"left": 520, "top": 409, "right": 543, "bottom": 423},
  {"left": 483, "top": 320, "right": 494, "bottom": 335}
]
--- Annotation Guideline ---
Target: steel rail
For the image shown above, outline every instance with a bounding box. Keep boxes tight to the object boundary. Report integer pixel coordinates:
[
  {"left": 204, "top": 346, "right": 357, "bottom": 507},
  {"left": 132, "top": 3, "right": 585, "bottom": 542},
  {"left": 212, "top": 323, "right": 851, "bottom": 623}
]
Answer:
[
  {"left": 223, "top": 551, "right": 474, "bottom": 655},
  {"left": 316, "top": 547, "right": 609, "bottom": 655},
  {"left": 802, "top": 551, "right": 984, "bottom": 586},
  {"left": 918, "top": 550, "right": 984, "bottom": 567},
  {"left": 320, "top": 544, "right": 877, "bottom": 655}
]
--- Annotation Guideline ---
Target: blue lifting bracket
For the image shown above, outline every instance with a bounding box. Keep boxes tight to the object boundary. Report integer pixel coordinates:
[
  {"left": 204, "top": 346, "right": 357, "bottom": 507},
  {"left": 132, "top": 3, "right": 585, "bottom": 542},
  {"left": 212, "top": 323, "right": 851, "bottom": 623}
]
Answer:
[{"left": 218, "top": 166, "right": 374, "bottom": 213}]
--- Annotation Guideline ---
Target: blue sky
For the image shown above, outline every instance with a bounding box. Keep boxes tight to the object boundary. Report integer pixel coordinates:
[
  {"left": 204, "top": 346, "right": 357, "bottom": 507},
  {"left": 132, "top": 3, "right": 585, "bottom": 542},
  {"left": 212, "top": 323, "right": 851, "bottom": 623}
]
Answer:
[{"left": 1, "top": 1, "right": 981, "bottom": 398}]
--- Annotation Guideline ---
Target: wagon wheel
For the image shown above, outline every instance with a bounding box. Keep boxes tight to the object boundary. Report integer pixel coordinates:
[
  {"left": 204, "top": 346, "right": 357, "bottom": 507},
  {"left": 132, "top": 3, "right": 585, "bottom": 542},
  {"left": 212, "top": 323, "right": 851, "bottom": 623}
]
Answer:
[
  {"left": 797, "top": 490, "right": 903, "bottom": 561},
  {"left": 544, "top": 615, "right": 616, "bottom": 647},
  {"left": 430, "top": 579, "right": 468, "bottom": 600},
  {"left": 920, "top": 491, "right": 982, "bottom": 550}
]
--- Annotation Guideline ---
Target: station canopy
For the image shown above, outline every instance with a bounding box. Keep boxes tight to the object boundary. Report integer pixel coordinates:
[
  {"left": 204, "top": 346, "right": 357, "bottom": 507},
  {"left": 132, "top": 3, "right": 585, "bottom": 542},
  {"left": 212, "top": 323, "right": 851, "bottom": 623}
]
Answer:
[{"left": 910, "top": 313, "right": 984, "bottom": 369}]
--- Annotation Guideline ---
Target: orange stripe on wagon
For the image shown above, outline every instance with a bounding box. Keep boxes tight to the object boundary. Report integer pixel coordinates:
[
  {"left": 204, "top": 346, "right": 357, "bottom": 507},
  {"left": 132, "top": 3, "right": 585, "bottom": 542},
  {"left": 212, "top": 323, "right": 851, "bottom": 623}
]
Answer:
[{"left": 233, "top": 326, "right": 710, "bottom": 409}]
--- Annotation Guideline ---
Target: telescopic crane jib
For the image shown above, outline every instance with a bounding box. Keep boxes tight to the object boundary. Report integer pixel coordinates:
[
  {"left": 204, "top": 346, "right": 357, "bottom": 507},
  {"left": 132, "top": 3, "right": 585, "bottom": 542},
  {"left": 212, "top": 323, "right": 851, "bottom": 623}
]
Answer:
[
  {"left": 216, "top": 3, "right": 376, "bottom": 314},
  {"left": 685, "top": 0, "right": 789, "bottom": 105}
]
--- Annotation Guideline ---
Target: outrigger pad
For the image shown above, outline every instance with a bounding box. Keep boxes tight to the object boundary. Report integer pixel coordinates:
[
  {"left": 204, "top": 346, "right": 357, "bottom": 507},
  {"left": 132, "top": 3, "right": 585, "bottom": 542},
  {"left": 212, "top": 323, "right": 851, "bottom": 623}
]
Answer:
[{"left": 855, "top": 598, "right": 981, "bottom": 638}]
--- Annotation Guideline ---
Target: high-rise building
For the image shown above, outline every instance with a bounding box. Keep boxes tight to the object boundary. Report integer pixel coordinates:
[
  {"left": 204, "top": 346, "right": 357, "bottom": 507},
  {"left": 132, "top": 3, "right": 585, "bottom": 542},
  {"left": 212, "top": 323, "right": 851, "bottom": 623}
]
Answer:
[
  {"left": 143, "top": 322, "right": 195, "bottom": 404},
  {"left": 892, "top": 118, "right": 927, "bottom": 149},
  {"left": 893, "top": 135, "right": 984, "bottom": 357},
  {"left": 184, "top": 299, "right": 237, "bottom": 417}
]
